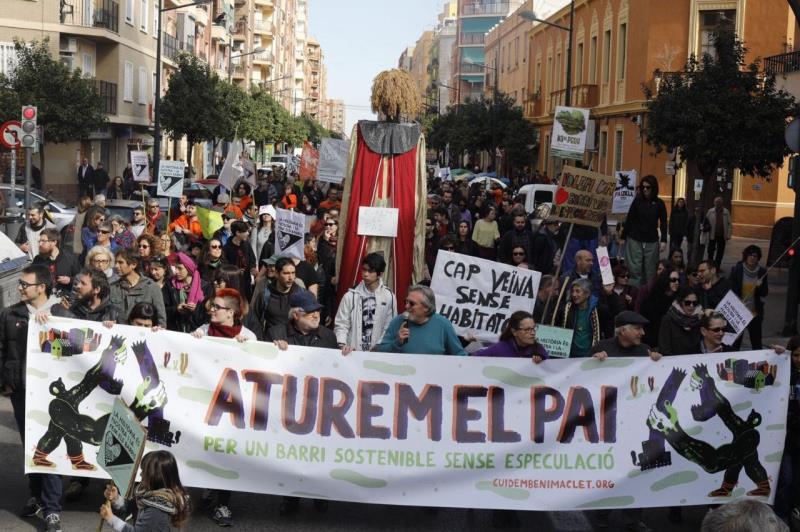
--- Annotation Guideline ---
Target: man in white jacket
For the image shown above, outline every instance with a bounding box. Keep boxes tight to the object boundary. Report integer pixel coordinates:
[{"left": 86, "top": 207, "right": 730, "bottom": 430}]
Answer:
[{"left": 335, "top": 252, "right": 397, "bottom": 354}]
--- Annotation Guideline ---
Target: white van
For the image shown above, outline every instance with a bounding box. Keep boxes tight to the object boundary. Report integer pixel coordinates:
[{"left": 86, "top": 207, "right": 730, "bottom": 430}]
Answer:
[{"left": 517, "top": 184, "right": 557, "bottom": 215}]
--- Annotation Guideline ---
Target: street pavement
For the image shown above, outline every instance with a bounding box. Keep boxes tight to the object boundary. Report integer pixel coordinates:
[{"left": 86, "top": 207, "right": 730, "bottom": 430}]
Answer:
[{"left": 0, "top": 237, "right": 790, "bottom": 531}]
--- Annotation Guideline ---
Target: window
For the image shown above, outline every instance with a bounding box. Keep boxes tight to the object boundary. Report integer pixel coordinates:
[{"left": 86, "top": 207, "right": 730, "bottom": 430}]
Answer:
[
  {"left": 123, "top": 61, "right": 133, "bottom": 101},
  {"left": 575, "top": 42, "right": 584, "bottom": 85},
  {"left": 140, "top": 0, "right": 148, "bottom": 32},
  {"left": 534, "top": 60, "right": 541, "bottom": 93},
  {"left": 138, "top": 66, "right": 147, "bottom": 104},
  {"left": 81, "top": 52, "right": 94, "bottom": 78},
  {"left": 602, "top": 29, "right": 611, "bottom": 84},
  {"left": 125, "top": 0, "right": 133, "bottom": 25},
  {"left": 0, "top": 42, "right": 18, "bottom": 77},
  {"left": 699, "top": 9, "right": 736, "bottom": 58},
  {"left": 600, "top": 130, "right": 608, "bottom": 158},
  {"left": 589, "top": 36, "right": 597, "bottom": 83},
  {"left": 617, "top": 23, "right": 627, "bottom": 80},
  {"left": 153, "top": 2, "right": 158, "bottom": 37},
  {"left": 514, "top": 37, "right": 519, "bottom": 66},
  {"left": 614, "top": 129, "right": 623, "bottom": 171}
]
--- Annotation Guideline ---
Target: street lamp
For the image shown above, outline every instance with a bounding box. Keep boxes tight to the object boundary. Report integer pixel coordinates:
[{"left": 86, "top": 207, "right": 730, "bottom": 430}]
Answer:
[
  {"left": 520, "top": 2, "right": 574, "bottom": 106},
  {"left": 228, "top": 46, "right": 266, "bottom": 82},
  {"left": 153, "top": 0, "right": 220, "bottom": 179}
]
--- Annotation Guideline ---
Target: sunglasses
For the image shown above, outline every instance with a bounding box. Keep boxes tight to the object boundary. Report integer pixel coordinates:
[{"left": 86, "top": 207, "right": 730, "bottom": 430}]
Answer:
[
  {"left": 641, "top": 185, "right": 652, "bottom": 190},
  {"left": 683, "top": 300, "right": 698, "bottom": 307},
  {"left": 139, "top": 243, "right": 149, "bottom": 248},
  {"left": 706, "top": 327, "right": 725, "bottom": 333},
  {"left": 210, "top": 244, "right": 222, "bottom": 249},
  {"left": 325, "top": 222, "right": 337, "bottom": 227},
  {"left": 669, "top": 277, "right": 680, "bottom": 282},
  {"left": 513, "top": 252, "right": 525, "bottom": 256},
  {"left": 99, "top": 230, "right": 111, "bottom": 234}
]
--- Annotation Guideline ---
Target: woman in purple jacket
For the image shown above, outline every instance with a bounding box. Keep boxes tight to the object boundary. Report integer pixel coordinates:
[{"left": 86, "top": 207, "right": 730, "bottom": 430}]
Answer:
[{"left": 474, "top": 310, "right": 548, "bottom": 362}]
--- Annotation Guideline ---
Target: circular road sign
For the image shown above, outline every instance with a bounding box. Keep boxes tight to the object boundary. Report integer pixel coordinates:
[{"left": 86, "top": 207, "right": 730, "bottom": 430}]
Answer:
[{"left": 0, "top": 120, "right": 23, "bottom": 149}]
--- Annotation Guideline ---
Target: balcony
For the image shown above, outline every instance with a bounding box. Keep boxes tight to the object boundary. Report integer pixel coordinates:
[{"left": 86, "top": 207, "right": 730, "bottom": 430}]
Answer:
[
  {"left": 211, "top": 23, "right": 227, "bottom": 41},
  {"left": 60, "top": 0, "right": 119, "bottom": 34},
  {"left": 231, "top": 64, "right": 246, "bottom": 79},
  {"left": 461, "top": 2, "right": 509, "bottom": 16},
  {"left": 193, "top": 5, "right": 209, "bottom": 26},
  {"left": 254, "top": 0, "right": 273, "bottom": 7},
  {"left": 162, "top": 32, "right": 180, "bottom": 61},
  {"left": 765, "top": 51, "right": 800, "bottom": 76},
  {"left": 525, "top": 90, "right": 543, "bottom": 117},
  {"left": 252, "top": 50, "right": 273, "bottom": 64},
  {"left": 459, "top": 32, "right": 485, "bottom": 46},
  {"left": 95, "top": 80, "right": 117, "bottom": 115},
  {"left": 459, "top": 62, "right": 488, "bottom": 74},
  {"left": 254, "top": 20, "right": 272, "bottom": 36},
  {"left": 548, "top": 84, "right": 599, "bottom": 110}
]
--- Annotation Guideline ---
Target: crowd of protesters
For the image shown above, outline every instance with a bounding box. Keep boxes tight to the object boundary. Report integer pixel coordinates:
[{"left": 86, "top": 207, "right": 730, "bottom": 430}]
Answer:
[{"left": 0, "top": 164, "right": 795, "bottom": 532}]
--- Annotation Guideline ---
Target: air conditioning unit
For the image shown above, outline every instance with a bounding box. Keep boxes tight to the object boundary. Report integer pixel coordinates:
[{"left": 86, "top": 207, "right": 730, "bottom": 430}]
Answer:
[{"left": 60, "top": 37, "right": 78, "bottom": 55}]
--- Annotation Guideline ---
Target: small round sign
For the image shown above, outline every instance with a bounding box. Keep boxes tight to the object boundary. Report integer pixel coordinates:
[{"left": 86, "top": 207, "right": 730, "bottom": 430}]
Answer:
[{"left": 0, "top": 120, "right": 23, "bottom": 149}]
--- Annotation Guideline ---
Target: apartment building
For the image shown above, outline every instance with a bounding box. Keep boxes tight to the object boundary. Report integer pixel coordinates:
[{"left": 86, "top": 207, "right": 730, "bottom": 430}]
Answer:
[
  {"left": 230, "top": 0, "right": 275, "bottom": 90},
  {"left": 483, "top": 0, "right": 532, "bottom": 108},
  {"left": 321, "top": 99, "right": 345, "bottom": 136},
  {"left": 305, "top": 37, "right": 324, "bottom": 122},
  {"left": 398, "top": 46, "right": 414, "bottom": 70},
  {"left": 451, "top": 0, "right": 522, "bottom": 104},
  {"left": 525, "top": 0, "right": 797, "bottom": 238}
]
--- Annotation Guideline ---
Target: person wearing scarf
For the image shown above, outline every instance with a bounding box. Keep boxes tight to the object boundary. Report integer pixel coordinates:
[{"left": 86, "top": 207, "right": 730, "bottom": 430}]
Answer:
[
  {"left": 164, "top": 252, "right": 212, "bottom": 333},
  {"left": 190, "top": 287, "right": 255, "bottom": 526},
  {"left": 658, "top": 286, "right": 703, "bottom": 355}
]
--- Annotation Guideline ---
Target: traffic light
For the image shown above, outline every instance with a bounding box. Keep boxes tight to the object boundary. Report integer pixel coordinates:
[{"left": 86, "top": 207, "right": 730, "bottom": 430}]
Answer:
[{"left": 20, "top": 105, "right": 37, "bottom": 148}]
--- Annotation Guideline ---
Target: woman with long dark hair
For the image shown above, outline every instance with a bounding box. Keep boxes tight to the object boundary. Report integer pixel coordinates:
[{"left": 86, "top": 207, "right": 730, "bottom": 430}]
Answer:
[
  {"left": 164, "top": 252, "right": 212, "bottom": 333},
  {"left": 474, "top": 311, "right": 548, "bottom": 361},
  {"left": 669, "top": 197, "right": 689, "bottom": 252},
  {"left": 658, "top": 285, "right": 703, "bottom": 355},
  {"left": 198, "top": 238, "right": 227, "bottom": 283},
  {"left": 639, "top": 267, "right": 679, "bottom": 348},
  {"left": 454, "top": 220, "right": 479, "bottom": 256},
  {"left": 619, "top": 174, "right": 668, "bottom": 287}
]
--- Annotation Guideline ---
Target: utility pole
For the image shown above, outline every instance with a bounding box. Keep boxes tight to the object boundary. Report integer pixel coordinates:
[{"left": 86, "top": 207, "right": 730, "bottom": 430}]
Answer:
[{"left": 783, "top": 153, "right": 800, "bottom": 335}]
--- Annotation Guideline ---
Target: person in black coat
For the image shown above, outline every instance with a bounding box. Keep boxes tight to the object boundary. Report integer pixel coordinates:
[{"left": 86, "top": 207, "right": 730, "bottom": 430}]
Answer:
[
  {"left": 223, "top": 221, "right": 256, "bottom": 301},
  {"left": 729, "top": 245, "right": 768, "bottom": 350},
  {"left": 77, "top": 158, "right": 94, "bottom": 198},
  {"left": 530, "top": 220, "right": 562, "bottom": 275},
  {"left": 639, "top": 268, "right": 679, "bottom": 348},
  {"left": 163, "top": 253, "right": 214, "bottom": 333},
  {"left": 669, "top": 197, "right": 690, "bottom": 252},
  {"left": 497, "top": 212, "right": 534, "bottom": 265}
]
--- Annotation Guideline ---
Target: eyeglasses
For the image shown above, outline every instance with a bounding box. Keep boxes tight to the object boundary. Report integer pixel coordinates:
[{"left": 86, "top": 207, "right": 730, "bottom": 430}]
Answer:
[
  {"left": 324, "top": 222, "right": 337, "bottom": 227},
  {"left": 210, "top": 303, "right": 231, "bottom": 311},
  {"left": 516, "top": 327, "right": 535, "bottom": 333},
  {"left": 99, "top": 230, "right": 111, "bottom": 234},
  {"left": 92, "top": 259, "right": 110, "bottom": 265},
  {"left": 706, "top": 327, "right": 725, "bottom": 333},
  {"left": 38, "top": 239, "right": 51, "bottom": 244},
  {"left": 138, "top": 243, "right": 149, "bottom": 248},
  {"left": 683, "top": 300, "right": 698, "bottom": 307},
  {"left": 18, "top": 280, "right": 43, "bottom": 289},
  {"left": 405, "top": 299, "right": 420, "bottom": 307}
]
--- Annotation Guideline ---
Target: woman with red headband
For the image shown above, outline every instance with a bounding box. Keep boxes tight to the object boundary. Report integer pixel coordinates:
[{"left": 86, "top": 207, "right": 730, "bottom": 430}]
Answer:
[{"left": 164, "top": 252, "right": 212, "bottom": 333}]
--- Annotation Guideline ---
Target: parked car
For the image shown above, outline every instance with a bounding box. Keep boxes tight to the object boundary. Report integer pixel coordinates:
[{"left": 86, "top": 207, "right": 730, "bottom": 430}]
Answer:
[
  {"left": 130, "top": 183, "right": 214, "bottom": 209},
  {"left": 0, "top": 184, "right": 76, "bottom": 232}
]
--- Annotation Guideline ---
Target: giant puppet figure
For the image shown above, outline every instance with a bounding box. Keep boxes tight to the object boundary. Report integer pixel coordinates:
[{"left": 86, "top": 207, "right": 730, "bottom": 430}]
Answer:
[{"left": 335, "top": 70, "right": 427, "bottom": 306}]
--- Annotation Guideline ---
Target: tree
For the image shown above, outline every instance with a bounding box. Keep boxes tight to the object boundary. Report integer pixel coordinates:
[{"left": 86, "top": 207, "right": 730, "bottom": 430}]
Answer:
[
  {"left": 0, "top": 38, "right": 106, "bottom": 183},
  {"left": 644, "top": 27, "right": 798, "bottom": 264},
  {"left": 160, "top": 54, "right": 220, "bottom": 166}
]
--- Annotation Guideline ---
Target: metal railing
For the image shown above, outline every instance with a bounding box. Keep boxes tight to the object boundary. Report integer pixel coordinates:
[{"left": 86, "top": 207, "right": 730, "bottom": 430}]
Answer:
[
  {"left": 459, "top": 62, "right": 487, "bottom": 74},
  {"left": 60, "top": 0, "right": 119, "bottom": 33},
  {"left": 95, "top": 80, "right": 117, "bottom": 115},
  {"left": 548, "top": 84, "right": 599, "bottom": 109},
  {"left": 764, "top": 51, "right": 800, "bottom": 76},
  {"left": 254, "top": 20, "right": 272, "bottom": 34},
  {"left": 182, "top": 39, "right": 194, "bottom": 55},
  {"left": 459, "top": 32, "right": 485, "bottom": 45},
  {"left": 163, "top": 32, "right": 179, "bottom": 61},
  {"left": 461, "top": 2, "right": 509, "bottom": 16}
]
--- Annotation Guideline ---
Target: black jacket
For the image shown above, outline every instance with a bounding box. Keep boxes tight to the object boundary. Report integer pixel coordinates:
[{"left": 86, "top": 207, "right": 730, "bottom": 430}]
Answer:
[
  {"left": 622, "top": 195, "right": 668, "bottom": 243},
  {"left": 530, "top": 228, "right": 561, "bottom": 275},
  {"left": 70, "top": 297, "right": 119, "bottom": 323},
  {"left": 700, "top": 276, "right": 731, "bottom": 311},
  {"left": 669, "top": 207, "right": 690, "bottom": 239},
  {"left": 163, "top": 280, "right": 214, "bottom": 333},
  {"left": 497, "top": 228, "right": 534, "bottom": 265},
  {"left": 0, "top": 300, "right": 73, "bottom": 390},
  {"left": 33, "top": 249, "right": 81, "bottom": 296},
  {"left": 266, "top": 320, "right": 338, "bottom": 348}
]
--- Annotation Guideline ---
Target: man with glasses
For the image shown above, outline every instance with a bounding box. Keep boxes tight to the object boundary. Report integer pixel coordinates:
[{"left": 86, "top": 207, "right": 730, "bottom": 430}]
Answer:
[
  {"left": 15, "top": 205, "right": 56, "bottom": 260},
  {"left": 375, "top": 285, "right": 465, "bottom": 356},
  {"left": 129, "top": 207, "right": 146, "bottom": 238},
  {"left": 32, "top": 228, "right": 80, "bottom": 298},
  {"left": 618, "top": 174, "right": 669, "bottom": 287},
  {"left": 335, "top": 253, "right": 397, "bottom": 354},
  {"left": 0, "top": 265, "right": 73, "bottom": 531},
  {"left": 145, "top": 200, "right": 166, "bottom": 235},
  {"left": 697, "top": 259, "right": 731, "bottom": 310}
]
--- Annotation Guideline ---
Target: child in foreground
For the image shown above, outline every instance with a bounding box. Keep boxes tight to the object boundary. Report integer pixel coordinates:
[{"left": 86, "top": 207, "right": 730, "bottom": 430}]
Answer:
[{"left": 99, "top": 450, "right": 190, "bottom": 531}]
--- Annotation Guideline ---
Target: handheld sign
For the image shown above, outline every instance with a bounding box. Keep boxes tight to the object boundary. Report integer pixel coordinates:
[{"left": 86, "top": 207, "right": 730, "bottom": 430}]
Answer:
[
  {"left": 535, "top": 325, "right": 573, "bottom": 359},
  {"left": 548, "top": 166, "right": 615, "bottom": 228},
  {"left": 299, "top": 141, "right": 320, "bottom": 181},
  {"left": 317, "top": 138, "right": 349, "bottom": 184},
  {"left": 157, "top": 160, "right": 185, "bottom": 198},
  {"left": 275, "top": 208, "right": 305, "bottom": 260},
  {"left": 98, "top": 398, "right": 147, "bottom": 499},
  {"left": 130, "top": 151, "right": 150, "bottom": 182},
  {"left": 431, "top": 251, "right": 541, "bottom": 342},
  {"left": 612, "top": 170, "right": 637, "bottom": 214},
  {"left": 357, "top": 207, "right": 399, "bottom": 237},
  {"left": 715, "top": 290, "right": 754, "bottom": 345},
  {"left": 596, "top": 246, "right": 614, "bottom": 285}
]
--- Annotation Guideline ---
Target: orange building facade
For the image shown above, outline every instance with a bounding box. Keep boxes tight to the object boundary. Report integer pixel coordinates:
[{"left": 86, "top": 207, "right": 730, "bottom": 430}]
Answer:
[{"left": 524, "top": 0, "right": 798, "bottom": 238}]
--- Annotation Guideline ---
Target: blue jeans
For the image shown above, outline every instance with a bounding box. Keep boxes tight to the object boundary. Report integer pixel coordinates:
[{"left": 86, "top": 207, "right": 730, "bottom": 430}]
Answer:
[
  {"left": 563, "top": 237, "right": 599, "bottom": 274},
  {"left": 10, "top": 389, "right": 62, "bottom": 515}
]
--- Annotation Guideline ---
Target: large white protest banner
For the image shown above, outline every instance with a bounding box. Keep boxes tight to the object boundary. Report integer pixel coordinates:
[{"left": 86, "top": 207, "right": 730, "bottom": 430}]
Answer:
[
  {"left": 275, "top": 207, "right": 305, "bottom": 260},
  {"left": 317, "top": 138, "right": 350, "bottom": 184},
  {"left": 157, "top": 160, "right": 185, "bottom": 198},
  {"left": 612, "top": 170, "right": 637, "bottom": 214},
  {"left": 24, "top": 317, "right": 787, "bottom": 510},
  {"left": 130, "top": 151, "right": 150, "bottom": 182},
  {"left": 431, "top": 251, "right": 541, "bottom": 342},
  {"left": 550, "top": 106, "right": 589, "bottom": 159},
  {"left": 716, "top": 290, "right": 754, "bottom": 345}
]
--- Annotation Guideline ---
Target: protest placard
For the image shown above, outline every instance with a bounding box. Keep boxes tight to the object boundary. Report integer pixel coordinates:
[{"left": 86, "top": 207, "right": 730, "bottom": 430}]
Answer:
[
  {"left": 156, "top": 160, "right": 185, "bottom": 198},
  {"left": 130, "top": 151, "right": 150, "bottom": 182},
  {"left": 25, "top": 316, "right": 787, "bottom": 512},
  {"left": 612, "top": 170, "right": 637, "bottom": 214},
  {"left": 218, "top": 141, "right": 242, "bottom": 190},
  {"left": 317, "top": 138, "right": 349, "bottom": 184},
  {"left": 299, "top": 141, "right": 320, "bottom": 181},
  {"left": 548, "top": 166, "right": 616, "bottom": 228},
  {"left": 357, "top": 206, "right": 399, "bottom": 237},
  {"left": 550, "top": 106, "right": 590, "bottom": 159},
  {"left": 715, "top": 290, "right": 754, "bottom": 345},
  {"left": 98, "top": 398, "right": 147, "bottom": 498},
  {"left": 596, "top": 246, "right": 614, "bottom": 285},
  {"left": 275, "top": 207, "right": 305, "bottom": 260},
  {"left": 431, "top": 251, "right": 541, "bottom": 342},
  {"left": 535, "top": 324, "right": 573, "bottom": 358}
]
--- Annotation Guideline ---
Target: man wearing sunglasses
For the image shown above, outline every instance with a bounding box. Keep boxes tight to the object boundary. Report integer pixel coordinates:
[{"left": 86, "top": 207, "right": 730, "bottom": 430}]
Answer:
[{"left": 0, "top": 265, "right": 73, "bottom": 531}]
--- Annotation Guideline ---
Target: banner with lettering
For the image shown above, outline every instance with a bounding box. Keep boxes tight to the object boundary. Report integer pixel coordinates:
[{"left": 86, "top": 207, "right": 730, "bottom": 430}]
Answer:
[
  {"left": 24, "top": 317, "right": 787, "bottom": 510},
  {"left": 431, "top": 251, "right": 541, "bottom": 342},
  {"left": 548, "top": 166, "right": 616, "bottom": 228}
]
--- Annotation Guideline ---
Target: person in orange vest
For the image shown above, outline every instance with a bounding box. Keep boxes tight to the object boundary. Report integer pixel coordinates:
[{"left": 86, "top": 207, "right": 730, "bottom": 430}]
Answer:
[
  {"left": 281, "top": 183, "right": 298, "bottom": 210},
  {"left": 168, "top": 201, "right": 203, "bottom": 238}
]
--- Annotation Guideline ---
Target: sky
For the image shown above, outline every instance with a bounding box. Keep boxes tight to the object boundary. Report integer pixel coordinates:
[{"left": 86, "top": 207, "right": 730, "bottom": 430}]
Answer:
[{"left": 307, "top": 0, "right": 570, "bottom": 134}]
